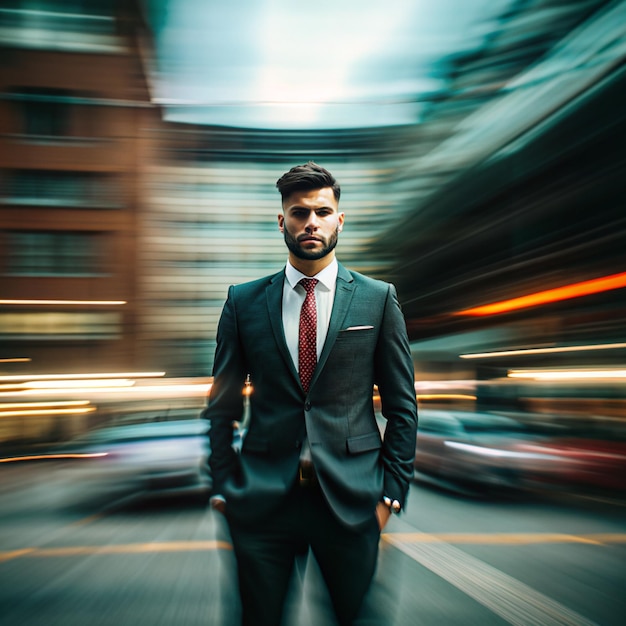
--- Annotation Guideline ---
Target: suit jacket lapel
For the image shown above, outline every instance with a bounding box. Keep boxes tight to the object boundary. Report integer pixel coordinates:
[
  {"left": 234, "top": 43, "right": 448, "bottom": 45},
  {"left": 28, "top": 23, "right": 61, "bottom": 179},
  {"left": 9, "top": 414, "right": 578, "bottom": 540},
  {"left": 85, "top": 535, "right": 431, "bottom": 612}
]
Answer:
[
  {"left": 266, "top": 270, "right": 301, "bottom": 387},
  {"left": 268, "top": 263, "right": 356, "bottom": 393},
  {"left": 310, "top": 263, "right": 355, "bottom": 389}
]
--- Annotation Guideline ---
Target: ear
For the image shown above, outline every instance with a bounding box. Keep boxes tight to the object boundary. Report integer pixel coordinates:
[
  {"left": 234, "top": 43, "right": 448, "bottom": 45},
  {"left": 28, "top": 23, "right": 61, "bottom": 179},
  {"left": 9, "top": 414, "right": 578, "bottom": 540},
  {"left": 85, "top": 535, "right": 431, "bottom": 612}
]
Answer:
[
  {"left": 338, "top": 212, "right": 345, "bottom": 232},
  {"left": 277, "top": 214, "right": 285, "bottom": 232}
]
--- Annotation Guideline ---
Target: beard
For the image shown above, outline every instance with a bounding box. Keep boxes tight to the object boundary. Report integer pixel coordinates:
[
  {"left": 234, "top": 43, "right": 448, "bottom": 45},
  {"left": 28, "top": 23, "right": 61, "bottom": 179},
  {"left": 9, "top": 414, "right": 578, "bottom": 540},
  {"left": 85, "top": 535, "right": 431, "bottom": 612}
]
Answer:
[{"left": 283, "top": 224, "right": 339, "bottom": 261}]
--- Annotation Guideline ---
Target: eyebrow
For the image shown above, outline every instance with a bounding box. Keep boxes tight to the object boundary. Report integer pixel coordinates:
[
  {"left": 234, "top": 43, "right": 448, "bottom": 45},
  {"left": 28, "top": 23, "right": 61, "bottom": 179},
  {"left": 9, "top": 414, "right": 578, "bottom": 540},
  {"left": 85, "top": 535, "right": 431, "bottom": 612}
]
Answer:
[{"left": 287, "top": 205, "right": 335, "bottom": 212}]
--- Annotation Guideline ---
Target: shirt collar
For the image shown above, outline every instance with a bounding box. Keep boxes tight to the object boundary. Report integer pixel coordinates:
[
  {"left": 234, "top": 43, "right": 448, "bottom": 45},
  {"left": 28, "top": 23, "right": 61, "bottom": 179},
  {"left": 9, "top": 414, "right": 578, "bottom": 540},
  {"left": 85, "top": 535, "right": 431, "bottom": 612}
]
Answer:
[{"left": 285, "top": 258, "right": 338, "bottom": 291}]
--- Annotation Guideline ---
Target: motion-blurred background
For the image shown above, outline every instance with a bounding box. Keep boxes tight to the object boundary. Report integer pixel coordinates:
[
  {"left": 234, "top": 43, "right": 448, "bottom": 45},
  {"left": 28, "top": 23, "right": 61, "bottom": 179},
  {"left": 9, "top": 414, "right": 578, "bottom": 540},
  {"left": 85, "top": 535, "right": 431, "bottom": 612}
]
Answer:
[{"left": 0, "top": 0, "right": 625, "bottom": 496}]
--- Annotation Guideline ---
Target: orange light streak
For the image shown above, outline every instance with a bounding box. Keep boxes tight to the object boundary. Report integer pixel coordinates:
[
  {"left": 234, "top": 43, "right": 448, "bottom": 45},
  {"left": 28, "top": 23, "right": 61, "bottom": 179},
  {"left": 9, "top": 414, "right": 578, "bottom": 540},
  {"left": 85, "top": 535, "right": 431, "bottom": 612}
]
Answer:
[
  {"left": 0, "top": 453, "right": 108, "bottom": 463},
  {"left": 455, "top": 271, "right": 626, "bottom": 316},
  {"left": 416, "top": 394, "right": 477, "bottom": 401}
]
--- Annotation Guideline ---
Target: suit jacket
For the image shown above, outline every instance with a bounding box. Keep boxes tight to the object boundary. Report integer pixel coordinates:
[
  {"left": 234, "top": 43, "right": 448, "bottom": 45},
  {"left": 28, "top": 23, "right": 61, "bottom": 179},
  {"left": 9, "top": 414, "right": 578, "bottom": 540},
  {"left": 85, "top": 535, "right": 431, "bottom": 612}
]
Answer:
[{"left": 205, "top": 262, "right": 418, "bottom": 529}]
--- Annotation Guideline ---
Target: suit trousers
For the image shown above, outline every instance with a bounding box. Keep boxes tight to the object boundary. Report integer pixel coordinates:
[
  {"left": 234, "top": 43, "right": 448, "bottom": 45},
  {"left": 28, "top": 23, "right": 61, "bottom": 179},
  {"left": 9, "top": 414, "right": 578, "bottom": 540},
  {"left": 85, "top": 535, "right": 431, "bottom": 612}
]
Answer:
[{"left": 227, "top": 478, "right": 381, "bottom": 626}]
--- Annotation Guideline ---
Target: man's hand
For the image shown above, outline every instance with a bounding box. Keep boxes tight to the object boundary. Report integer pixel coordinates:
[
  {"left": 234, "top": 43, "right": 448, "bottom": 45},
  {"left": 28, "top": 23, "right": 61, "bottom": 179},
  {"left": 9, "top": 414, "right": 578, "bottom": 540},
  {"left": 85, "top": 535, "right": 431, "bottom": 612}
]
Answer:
[
  {"left": 375, "top": 501, "right": 392, "bottom": 530},
  {"left": 210, "top": 495, "right": 226, "bottom": 515}
]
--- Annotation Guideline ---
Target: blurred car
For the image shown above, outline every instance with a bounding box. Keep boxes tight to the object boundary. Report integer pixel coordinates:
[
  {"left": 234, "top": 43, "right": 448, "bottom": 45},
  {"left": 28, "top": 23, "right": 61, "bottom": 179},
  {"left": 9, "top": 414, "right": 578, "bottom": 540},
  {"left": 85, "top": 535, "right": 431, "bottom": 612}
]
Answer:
[
  {"left": 413, "top": 410, "right": 560, "bottom": 494},
  {"left": 512, "top": 435, "right": 626, "bottom": 493},
  {"left": 414, "top": 410, "right": 626, "bottom": 496},
  {"left": 55, "top": 410, "right": 214, "bottom": 504}
]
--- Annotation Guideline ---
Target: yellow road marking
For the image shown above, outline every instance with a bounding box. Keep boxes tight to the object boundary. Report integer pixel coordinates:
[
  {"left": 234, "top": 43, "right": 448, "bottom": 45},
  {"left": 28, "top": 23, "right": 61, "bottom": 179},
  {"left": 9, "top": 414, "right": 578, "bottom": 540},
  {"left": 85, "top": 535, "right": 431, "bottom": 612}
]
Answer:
[
  {"left": 0, "top": 548, "right": 36, "bottom": 563},
  {"left": 383, "top": 532, "right": 620, "bottom": 545},
  {"left": 68, "top": 512, "right": 106, "bottom": 527},
  {"left": 43, "top": 540, "right": 233, "bottom": 556},
  {"left": 1, "top": 533, "right": 625, "bottom": 563}
]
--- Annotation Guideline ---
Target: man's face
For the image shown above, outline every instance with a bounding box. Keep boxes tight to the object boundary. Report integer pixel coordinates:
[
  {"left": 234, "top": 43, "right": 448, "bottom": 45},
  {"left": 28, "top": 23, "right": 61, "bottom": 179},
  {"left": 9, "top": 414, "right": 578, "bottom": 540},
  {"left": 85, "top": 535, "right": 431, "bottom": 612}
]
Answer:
[{"left": 278, "top": 187, "right": 344, "bottom": 262}]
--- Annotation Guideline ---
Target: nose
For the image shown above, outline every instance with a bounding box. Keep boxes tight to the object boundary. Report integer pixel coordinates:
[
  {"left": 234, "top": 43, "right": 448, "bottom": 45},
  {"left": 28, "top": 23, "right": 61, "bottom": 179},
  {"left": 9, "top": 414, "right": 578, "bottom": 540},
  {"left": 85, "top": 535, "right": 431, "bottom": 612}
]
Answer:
[{"left": 305, "top": 211, "right": 319, "bottom": 232}]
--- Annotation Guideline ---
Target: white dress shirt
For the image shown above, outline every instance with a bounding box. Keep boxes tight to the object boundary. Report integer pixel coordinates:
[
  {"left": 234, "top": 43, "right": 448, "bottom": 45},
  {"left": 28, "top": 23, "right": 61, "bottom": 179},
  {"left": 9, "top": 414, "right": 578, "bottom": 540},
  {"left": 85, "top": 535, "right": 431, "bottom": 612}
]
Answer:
[{"left": 282, "top": 258, "right": 338, "bottom": 370}]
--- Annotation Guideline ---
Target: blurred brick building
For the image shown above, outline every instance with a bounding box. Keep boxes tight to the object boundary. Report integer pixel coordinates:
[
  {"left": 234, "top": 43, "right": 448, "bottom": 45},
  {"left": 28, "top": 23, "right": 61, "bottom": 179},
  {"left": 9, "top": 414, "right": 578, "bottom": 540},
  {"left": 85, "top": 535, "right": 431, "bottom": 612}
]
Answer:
[{"left": 0, "top": 0, "right": 157, "bottom": 375}]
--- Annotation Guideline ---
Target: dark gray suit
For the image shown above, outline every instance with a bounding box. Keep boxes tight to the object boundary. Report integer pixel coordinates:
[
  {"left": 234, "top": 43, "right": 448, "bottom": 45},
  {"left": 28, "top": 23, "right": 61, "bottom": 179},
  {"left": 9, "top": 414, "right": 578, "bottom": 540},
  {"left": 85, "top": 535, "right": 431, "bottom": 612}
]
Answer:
[
  {"left": 207, "top": 262, "right": 418, "bottom": 528},
  {"left": 206, "top": 261, "right": 417, "bottom": 624}
]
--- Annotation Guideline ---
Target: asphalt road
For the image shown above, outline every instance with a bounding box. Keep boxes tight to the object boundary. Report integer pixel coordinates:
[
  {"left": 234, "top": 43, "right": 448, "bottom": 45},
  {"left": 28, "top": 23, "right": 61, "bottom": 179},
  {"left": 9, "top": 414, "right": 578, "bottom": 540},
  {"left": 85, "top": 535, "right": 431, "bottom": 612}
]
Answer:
[{"left": 1, "top": 462, "right": 625, "bottom": 625}]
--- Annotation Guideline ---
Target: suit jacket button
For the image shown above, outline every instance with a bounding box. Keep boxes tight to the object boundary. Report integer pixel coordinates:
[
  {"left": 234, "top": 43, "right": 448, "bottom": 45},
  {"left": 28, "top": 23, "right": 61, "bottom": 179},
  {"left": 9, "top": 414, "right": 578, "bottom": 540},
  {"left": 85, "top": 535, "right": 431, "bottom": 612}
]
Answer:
[{"left": 304, "top": 401, "right": 311, "bottom": 411}]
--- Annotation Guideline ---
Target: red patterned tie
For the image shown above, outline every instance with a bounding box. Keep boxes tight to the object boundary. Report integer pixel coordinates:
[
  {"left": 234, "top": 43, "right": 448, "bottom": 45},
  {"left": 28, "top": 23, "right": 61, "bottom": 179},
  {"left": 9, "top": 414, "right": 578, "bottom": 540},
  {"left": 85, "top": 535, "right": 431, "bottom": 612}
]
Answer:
[{"left": 298, "top": 278, "right": 318, "bottom": 392}]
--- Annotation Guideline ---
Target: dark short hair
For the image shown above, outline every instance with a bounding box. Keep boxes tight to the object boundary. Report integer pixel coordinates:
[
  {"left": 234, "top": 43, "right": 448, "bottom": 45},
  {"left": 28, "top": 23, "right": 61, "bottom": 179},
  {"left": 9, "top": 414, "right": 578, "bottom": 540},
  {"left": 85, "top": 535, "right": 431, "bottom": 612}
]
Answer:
[{"left": 276, "top": 162, "right": 341, "bottom": 202}]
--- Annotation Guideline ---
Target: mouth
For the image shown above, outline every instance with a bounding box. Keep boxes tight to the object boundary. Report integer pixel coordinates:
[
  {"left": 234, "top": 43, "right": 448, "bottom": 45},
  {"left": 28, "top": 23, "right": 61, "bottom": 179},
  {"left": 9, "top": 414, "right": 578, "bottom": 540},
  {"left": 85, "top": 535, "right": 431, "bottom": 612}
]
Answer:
[{"left": 298, "top": 236, "right": 322, "bottom": 244}]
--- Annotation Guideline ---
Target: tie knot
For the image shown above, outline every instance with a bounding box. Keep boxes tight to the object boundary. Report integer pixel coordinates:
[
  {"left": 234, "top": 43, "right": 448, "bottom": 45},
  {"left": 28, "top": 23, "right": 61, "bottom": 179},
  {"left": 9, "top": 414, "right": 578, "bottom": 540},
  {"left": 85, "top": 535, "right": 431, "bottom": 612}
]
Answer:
[{"left": 299, "top": 278, "right": 318, "bottom": 294}]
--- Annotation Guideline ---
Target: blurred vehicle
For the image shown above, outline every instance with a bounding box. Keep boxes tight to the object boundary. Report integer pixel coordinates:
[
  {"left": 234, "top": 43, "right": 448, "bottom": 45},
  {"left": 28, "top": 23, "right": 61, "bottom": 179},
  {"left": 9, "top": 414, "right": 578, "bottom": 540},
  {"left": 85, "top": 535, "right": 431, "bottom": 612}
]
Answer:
[
  {"left": 413, "top": 410, "right": 546, "bottom": 494},
  {"left": 413, "top": 410, "right": 626, "bottom": 496},
  {"left": 513, "top": 434, "right": 626, "bottom": 493},
  {"left": 55, "top": 409, "right": 214, "bottom": 504}
]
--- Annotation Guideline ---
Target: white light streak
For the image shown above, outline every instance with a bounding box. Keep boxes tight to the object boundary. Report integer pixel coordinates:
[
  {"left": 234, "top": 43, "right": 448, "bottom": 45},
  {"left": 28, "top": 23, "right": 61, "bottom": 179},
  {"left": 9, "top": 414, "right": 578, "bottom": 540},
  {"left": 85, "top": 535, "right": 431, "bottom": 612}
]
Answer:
[
  {"left": 508, "top": 369, "right": 626, "bottom": 381},
  {"left": 461, "top": 343, "right": 626, "bottom": 359},
  {"left": 0, "top": 299, "right": 126, "bottom": 306},
  {"left": 0, "top": 372, "right": 166, "bottom": 382}
]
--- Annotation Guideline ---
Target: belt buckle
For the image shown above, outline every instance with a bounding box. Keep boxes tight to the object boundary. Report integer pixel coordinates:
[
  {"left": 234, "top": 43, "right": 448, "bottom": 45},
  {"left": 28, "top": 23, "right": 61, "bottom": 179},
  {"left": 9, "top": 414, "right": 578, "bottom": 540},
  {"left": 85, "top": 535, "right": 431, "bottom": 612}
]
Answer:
[{"left": 299, "top": 464, "right": 312, "bottom": 487}]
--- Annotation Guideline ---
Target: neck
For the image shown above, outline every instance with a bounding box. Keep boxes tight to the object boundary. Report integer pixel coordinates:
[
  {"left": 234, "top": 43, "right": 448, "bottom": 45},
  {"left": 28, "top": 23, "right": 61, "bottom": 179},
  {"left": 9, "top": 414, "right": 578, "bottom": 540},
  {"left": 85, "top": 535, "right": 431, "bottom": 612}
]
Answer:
[{"left": 289, "top": 252, "right": 335, "bottom": 277}]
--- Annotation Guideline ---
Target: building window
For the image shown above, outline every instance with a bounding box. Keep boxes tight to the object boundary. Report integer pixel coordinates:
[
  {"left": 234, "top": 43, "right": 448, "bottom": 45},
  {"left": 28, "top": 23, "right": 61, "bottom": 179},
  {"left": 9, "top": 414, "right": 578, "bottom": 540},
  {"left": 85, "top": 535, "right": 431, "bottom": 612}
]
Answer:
[
  {"left": 11, "top": 87, "right": 72, "bottom": 137},
  {"left": 0, "top": 311, "right": 121, "bottom": 339},
  {"left": 5, "top": 231, "right": 104, "bottom": 276},
  {"left": 0, "top": 1, "right": 115, "bottom": 37},
  {"left": 1, "top": 170, "right": 121, "bottom": 208},
  {"left": 5, "top": 87, "right": 103, "bottom": 141}
]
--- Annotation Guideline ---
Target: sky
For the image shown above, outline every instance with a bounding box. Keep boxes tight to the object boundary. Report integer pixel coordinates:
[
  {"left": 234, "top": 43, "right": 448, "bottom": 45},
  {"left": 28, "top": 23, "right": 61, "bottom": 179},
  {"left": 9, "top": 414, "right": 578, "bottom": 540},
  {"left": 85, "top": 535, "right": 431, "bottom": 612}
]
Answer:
[{"left": 146, "top": 0, "right": 512, "bottom": 130}]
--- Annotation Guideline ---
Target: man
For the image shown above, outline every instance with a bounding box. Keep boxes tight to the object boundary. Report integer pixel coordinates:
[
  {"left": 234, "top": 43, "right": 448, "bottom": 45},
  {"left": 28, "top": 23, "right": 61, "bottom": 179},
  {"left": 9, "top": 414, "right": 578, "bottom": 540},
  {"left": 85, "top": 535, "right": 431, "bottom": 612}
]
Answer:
[{"left": 205, "top": 162, "right": 417, "bottom": 625}]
